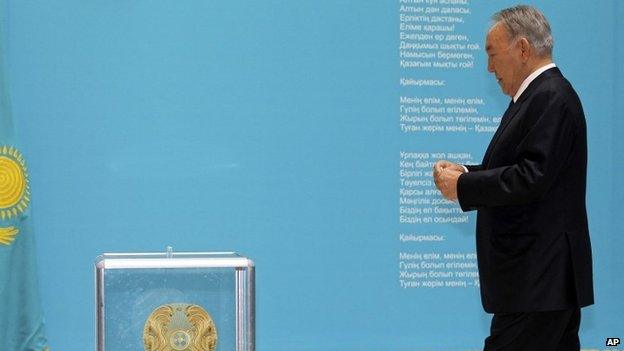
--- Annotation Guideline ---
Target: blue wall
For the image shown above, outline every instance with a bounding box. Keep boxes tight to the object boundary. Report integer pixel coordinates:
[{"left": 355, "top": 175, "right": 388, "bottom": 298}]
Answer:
[{"left": 2, "top": 1, "right": 622, "bottom": 350}]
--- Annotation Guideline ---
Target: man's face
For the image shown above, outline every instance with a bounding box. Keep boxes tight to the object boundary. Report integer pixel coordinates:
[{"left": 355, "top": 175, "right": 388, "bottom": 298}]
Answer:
[{"left": 486, "top": 23, "right": 525, "bottom": 97}]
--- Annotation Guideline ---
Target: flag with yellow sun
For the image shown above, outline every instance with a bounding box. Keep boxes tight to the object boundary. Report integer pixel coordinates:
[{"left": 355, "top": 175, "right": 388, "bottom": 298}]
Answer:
[{"left": 0, "top": 18, "right": 50, "bottom": 351}]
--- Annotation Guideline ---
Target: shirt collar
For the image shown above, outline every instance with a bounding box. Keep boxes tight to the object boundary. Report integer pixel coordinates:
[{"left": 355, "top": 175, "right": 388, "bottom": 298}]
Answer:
[{"left": 513, "top": 63, "right": 557, "bottom": 103}]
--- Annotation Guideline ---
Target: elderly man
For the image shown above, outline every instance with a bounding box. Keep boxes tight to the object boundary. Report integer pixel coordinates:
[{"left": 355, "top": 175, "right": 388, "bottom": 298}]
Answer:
[{"left": 433, "top": 5, "right": 593, "bottom": 350}]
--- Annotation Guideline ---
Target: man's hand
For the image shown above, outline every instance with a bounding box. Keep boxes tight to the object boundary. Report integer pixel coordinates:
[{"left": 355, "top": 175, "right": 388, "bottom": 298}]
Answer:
[
  {"left": 433, "top": 160, "right": 465, "bottom": 202},
  {"left": 433, "top": 160, "right": 465, "bottom": 174}
]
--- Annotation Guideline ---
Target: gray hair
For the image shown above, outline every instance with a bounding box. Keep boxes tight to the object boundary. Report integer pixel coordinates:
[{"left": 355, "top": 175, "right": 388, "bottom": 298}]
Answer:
[{"left": 492, "top": 5, "right": 553, "bottom": 57}]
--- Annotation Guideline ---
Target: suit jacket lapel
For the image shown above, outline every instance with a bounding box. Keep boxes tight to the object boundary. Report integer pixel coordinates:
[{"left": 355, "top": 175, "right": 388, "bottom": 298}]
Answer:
[
  {"left": 481, "top": 100, "right": 520, "bottom": 166},
  {"left": 480, "top": 67, "right": 563, "bottom": 168}
]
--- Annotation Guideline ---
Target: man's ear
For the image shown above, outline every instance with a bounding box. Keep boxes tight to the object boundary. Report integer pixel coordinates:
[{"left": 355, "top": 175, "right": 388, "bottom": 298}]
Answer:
[{"left": 518, "top": 38, "right": 532, "bottom": 62}]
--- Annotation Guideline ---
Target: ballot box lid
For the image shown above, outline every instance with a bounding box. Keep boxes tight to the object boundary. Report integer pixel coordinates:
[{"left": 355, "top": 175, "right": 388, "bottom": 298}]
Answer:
[{"left": 95, "top": 250, "right": 254, "bottom": 270}]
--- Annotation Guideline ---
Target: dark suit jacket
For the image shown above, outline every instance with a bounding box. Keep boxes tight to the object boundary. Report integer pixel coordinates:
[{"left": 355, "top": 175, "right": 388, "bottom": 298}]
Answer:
[{"left": 457, "top": 67, "right": 594, "bottom": 313}]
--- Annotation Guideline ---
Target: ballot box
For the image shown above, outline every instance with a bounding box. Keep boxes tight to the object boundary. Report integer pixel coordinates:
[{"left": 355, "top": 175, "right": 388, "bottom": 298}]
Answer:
[{"left": 95, "top": 249, "right": 254, "bottom": 351}]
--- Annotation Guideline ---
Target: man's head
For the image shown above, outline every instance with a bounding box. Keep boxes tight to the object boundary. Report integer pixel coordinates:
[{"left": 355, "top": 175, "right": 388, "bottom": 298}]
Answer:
[{"left": 486, "top": 5, "right": 553, "bottom": 97}]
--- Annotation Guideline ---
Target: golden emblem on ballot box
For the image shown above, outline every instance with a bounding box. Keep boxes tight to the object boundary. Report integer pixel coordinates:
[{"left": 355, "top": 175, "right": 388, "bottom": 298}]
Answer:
[{"left": 143, "top": 303, "right": 218, "bottom": 351}]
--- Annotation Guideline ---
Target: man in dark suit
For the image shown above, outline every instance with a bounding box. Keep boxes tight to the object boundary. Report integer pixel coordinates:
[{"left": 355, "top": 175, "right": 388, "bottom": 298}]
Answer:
[{"left": 433, "top": 5, "right": 593, "bottom": 350}]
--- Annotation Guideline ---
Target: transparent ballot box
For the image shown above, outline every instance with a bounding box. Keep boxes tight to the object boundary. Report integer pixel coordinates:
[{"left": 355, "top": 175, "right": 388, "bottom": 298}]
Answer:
[{"left": 95, "top": 251, "right": 254, "bottom": 351}]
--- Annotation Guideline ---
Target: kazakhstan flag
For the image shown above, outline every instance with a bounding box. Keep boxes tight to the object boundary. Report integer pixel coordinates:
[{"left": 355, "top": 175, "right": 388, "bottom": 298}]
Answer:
[{"left": 0, "top": 17, "right": 50, "bottom": 351}]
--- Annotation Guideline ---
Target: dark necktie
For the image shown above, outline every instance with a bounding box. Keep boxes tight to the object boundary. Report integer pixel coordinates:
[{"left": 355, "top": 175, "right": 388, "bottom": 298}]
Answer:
[{"left": 500, "top": 99, "right": 515, "bottom": 124}]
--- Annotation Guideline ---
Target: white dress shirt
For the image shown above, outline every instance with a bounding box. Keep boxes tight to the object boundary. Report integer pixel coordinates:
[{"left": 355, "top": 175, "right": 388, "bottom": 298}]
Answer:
[{"left": 513, "top": 62, "right": 557, "bottom": 103}]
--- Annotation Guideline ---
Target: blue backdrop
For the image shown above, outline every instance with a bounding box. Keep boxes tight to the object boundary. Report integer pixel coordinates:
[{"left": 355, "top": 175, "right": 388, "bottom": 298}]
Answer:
[{"left": 2, "top": 0, "right": 622, "bottom": 350}]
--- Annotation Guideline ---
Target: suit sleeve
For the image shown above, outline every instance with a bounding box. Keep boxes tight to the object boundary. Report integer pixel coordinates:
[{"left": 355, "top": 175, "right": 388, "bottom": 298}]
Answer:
[{"left": 457, "top": 93, "right": 577, "bottom": 211}]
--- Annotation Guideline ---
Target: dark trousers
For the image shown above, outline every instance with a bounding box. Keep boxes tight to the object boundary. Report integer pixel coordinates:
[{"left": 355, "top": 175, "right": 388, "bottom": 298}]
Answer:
[{"left": 484, "top": 309, "right": 581, "bottom": 351}]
